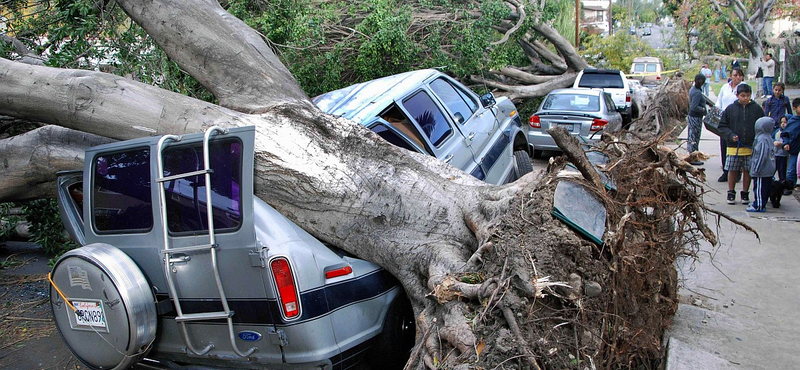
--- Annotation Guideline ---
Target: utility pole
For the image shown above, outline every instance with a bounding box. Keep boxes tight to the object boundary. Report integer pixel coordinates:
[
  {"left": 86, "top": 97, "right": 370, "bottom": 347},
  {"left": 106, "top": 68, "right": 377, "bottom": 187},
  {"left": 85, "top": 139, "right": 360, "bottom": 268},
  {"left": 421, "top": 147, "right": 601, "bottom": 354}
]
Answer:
[
  {"left": 608, "top": 0, "right": 613, "bottom": 35},
  {"left": 576, "top": 0, "right": 581, "bottom": 47}
]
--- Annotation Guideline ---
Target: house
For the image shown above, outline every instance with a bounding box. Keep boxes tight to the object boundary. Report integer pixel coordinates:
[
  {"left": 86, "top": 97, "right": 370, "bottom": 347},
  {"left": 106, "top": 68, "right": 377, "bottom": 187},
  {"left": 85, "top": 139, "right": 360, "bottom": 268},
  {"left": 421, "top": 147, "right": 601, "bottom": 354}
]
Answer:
[{"left": 581, "top": 1, "right": 611, "bottom": 36}]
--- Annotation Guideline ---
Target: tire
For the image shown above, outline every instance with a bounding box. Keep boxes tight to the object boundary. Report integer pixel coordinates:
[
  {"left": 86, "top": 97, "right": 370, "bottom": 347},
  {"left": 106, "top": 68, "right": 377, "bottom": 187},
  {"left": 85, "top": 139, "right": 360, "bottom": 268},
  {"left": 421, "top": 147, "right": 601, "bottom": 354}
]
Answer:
[
  {"left": 514, "top": 150, "right": 533, "bottom": 179},
  {"left": 50, "top": 244, "right": 156, "bottom": 370},
  {"left": 365, "top": 293, "right": 416, "bottom": 370}
]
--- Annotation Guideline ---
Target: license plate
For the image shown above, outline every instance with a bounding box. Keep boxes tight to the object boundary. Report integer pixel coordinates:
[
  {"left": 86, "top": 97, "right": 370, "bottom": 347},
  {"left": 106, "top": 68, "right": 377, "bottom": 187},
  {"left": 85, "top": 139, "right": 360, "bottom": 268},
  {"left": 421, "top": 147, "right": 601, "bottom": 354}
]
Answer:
[
  {"left": 557, "top": 123, "right": 574, "bottom": 131},
  {"left": 72, "top": 300, "right": 107, "bottom": 328}
]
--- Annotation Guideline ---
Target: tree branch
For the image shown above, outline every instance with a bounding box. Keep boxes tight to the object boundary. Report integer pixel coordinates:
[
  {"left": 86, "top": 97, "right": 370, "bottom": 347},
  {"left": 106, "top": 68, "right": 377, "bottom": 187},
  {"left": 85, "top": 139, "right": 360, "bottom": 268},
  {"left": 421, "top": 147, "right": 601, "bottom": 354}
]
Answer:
[
  {"left": 115, "top": 0, "right": 311, "bottom": 114},
  {"left": 491, "top": 0, "right": 525, "bottom": 46},
  {"left": 470, "top": 72, "right": 577, "bottom": 100},
  {"left": 532, "top": 24, "right": 590, "bottom": 71},
  {"left": 0, "top": 125, "right": 115, "bottom": 201}
]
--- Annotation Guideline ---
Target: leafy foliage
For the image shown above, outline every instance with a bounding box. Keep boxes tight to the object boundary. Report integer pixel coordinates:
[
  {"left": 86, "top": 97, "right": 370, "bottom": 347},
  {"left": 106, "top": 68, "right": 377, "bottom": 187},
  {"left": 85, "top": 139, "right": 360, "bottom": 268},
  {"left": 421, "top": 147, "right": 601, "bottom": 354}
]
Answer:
[
  {"left": 580, "top": 31, "right": 670, "bottom": 71},
  {"left": 21, "top": 199, "right": 76, "bottom": 256}
]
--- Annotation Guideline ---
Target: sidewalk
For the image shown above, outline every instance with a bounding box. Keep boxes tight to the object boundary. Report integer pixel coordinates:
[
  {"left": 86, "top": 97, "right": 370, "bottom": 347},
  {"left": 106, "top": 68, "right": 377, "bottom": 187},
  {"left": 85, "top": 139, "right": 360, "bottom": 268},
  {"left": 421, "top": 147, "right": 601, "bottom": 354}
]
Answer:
[{"left": 667, "top": 118, "right": 800, "bottom": 369}]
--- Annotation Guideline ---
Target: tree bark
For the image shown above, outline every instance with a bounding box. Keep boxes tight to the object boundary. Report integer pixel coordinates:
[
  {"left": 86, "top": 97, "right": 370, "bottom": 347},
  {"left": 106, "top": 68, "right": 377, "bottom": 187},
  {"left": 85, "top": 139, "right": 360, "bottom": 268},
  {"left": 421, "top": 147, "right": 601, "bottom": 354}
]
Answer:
[{"left": 0, "top": 125, "right": 115, "bottom": 201}]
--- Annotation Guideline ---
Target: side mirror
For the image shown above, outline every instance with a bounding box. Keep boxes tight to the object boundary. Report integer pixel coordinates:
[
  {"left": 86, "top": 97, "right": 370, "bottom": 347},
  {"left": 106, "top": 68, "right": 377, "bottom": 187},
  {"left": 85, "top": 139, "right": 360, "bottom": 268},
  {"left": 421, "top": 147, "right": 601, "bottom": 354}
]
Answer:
[
  {"left": 454, "top": 112, "right": 465, "bottom": 124},
  {"left": 480, "top": 93, "right": 496, "bottom": 108}
]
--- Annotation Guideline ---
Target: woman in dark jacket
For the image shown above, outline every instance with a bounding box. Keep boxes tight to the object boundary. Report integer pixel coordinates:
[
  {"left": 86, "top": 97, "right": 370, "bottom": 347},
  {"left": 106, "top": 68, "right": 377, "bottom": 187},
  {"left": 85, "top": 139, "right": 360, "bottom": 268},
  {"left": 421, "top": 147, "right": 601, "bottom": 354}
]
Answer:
[{"left": 687, "top": 73, "right": 707, "bottom": 161}]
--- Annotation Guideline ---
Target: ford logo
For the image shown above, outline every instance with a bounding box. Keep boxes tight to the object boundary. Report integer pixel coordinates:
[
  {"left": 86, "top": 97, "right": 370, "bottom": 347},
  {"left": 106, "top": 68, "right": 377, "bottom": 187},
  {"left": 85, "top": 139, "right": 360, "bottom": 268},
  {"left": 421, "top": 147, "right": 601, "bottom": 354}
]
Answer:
[{"left": 237, "top": 330, "right": 262, "bottom": 342}]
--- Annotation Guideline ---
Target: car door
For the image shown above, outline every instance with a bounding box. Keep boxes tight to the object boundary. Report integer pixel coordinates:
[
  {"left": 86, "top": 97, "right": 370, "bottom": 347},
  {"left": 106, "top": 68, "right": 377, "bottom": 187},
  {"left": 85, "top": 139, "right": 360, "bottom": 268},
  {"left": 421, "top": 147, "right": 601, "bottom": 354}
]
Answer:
[
  {"left": 428, "top": 76, "right": 510, "bottom": 184},
  {"left": 397, "top": 89, "right": 482, "bottom": 178},
  {"left": 56, "top": 170, "right": 86, "bottom": 246},
  {"left": 602, "top": 92, "right": 623, "bottom": 129}
]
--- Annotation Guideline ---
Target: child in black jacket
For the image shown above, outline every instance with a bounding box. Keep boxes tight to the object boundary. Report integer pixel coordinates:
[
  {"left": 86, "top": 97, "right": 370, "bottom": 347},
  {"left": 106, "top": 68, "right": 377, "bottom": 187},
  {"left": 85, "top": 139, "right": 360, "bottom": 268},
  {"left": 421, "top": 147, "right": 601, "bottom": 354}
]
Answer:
[{"left": 718, "top": 84, "right": 766, "bottom": 205}]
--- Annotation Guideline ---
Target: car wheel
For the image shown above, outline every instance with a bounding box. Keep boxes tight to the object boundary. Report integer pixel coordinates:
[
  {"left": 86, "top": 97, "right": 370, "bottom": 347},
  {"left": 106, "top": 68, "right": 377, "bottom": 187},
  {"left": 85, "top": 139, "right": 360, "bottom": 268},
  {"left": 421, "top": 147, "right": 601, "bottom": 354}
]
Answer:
[
  {"left": 514, "top": 150, "right": 533, "bottom": 178},
  {"left": 533, "top": 149, "right": 544, "bottom": 159},
  {"left": 365, "top": 294, "right": 416, "bottom": 370}
]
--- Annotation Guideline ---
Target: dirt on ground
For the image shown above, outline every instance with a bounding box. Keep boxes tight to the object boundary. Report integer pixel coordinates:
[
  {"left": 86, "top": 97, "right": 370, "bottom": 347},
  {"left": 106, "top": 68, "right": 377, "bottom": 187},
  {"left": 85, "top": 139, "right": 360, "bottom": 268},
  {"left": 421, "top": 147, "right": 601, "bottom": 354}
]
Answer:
[{"left": 0, "top": 243, "right": 80, "bottom": 370}]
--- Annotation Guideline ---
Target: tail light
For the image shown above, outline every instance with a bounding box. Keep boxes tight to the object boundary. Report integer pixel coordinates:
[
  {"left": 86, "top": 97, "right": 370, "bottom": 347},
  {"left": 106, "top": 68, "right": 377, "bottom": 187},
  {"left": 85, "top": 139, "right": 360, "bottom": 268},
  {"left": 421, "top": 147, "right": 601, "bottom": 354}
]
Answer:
[
  {"left": 270, "top": 258, "right": 300, "bottom": 319},
  {"left": 591, "top": 118, "right": 608, "bottom": 131},
  {"left": 626, "top": 92, "right": 631, "bottom": 103},
  {"left": 656, "top": 75, "right": 661, "bottom": 80},
  {"left": 529, "top": 115, "right": 541, "bottom": 128}
]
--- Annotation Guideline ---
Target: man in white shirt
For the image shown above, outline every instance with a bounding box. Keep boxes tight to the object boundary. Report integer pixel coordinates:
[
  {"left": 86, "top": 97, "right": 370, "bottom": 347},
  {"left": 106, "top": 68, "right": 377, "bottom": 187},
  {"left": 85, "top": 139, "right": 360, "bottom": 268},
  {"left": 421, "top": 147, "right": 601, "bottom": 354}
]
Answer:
[
  {"left": 714, "top": 67, "right": 744, "bottom": 182},
  {"left": 763, "top": 53, "right": 775, "bottom": 97}
]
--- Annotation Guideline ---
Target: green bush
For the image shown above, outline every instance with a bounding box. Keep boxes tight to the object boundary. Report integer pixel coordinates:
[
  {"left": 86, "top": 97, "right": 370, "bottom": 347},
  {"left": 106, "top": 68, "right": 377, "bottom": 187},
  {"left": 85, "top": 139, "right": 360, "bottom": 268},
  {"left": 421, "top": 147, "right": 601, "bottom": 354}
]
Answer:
[{"left": 21, "top": 199, "right": 76, "bottom": 256}]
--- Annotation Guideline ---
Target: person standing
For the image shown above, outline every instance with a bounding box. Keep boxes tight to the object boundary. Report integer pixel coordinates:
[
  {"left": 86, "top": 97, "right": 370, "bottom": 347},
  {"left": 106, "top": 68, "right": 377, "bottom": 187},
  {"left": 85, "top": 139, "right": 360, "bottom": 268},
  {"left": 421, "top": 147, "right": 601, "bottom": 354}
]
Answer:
[
  {"left": 715, "top": 67, "right": 744, "bottom": 182},
  {"left": 687, "top": 74, "right": 707, "bottom": 162},
  {"left": 780, "top": 98, "right": 800, "bottom": 196},
  {"left": 755, "top": 59, "right": 764, "bottom": 98},
  {"left": 700, "top": 64, "right": 713, "bottom": 95},
  {"left": 713, "top": 58, "right": 721, "bottom": 82},
  {"left": 718, "top": 83, "right": 764, "bottom": 205},
  {"left": 763, "top": 53, "right": 775, "bottom": 97},
  {"left": 731, "top": 57, "right": 740, "bottom": 70},
  {"left": 748, "top": 117, "right": 776, "bottom": 212},
  {"left": 771, "top": 115, "right": 790, "bottom": 208},
  {"left": 721, "top": 62, "right": 727, "bottom": 80},
  {"left": 763, "top": 82, "right": 792, "bottom": 129}
]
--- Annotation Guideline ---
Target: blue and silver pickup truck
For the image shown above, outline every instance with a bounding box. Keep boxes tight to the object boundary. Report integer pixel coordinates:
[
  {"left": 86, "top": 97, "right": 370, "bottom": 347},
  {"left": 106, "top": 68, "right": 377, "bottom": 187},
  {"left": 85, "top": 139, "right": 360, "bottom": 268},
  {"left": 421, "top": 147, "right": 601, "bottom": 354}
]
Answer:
[
  {"left": 50, "top": 126, "right": 414, "bottom": 370},
  {"left": 314, "top": 69, "right": 533, "bottom": 184}
]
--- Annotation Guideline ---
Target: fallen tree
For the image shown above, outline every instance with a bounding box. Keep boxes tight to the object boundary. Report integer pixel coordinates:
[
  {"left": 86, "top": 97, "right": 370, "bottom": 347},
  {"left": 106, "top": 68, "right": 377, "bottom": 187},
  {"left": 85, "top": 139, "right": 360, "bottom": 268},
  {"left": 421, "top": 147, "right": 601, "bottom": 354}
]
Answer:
[{"left": 1, "top": 0, "right": 715, "bottom": 369}]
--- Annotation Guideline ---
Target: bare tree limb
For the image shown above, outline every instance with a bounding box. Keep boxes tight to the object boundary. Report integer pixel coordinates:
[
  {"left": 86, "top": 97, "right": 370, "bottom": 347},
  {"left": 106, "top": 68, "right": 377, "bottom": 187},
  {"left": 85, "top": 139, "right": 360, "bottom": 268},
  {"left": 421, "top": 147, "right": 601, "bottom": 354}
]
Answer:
[
  {"left": 471, "top": 72, "right": 576, "bottom": 100},
  {"left": 491, "top": 0, "right": 525, "bottom": 46}
]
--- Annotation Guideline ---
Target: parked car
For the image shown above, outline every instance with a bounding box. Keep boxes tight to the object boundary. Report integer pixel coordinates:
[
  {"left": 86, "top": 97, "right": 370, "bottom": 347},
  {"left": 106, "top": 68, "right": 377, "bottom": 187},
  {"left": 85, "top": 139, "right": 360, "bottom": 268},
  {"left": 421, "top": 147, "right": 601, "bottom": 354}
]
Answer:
[
  {"left": 528, "top": 88, "right": 621, "bottom": 157},
  {"left": 572, "top": 68, "right": 633, "bottom": 125},
  {"left": 642, "top": 27, "right": 652, "bottom": 36},
  {"left": 314, "top": 69, "right": 533, "bottom": 185},
  {"left": 50, "top": 126, "right": 415, "bottom": 370},
  {"left": 629, "top": 57, "right": 665, "bottom": 85}
]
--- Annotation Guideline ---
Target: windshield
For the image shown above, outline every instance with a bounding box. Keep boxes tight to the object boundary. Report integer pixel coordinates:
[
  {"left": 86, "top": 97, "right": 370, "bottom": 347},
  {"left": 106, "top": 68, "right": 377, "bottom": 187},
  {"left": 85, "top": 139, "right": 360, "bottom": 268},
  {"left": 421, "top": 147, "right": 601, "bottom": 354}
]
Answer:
[
  {"left": 542, "top": 93, "right": 600, "bottom": 112},
  {"left": 577, "top": 73, "right": 624, "bottom": 89}
]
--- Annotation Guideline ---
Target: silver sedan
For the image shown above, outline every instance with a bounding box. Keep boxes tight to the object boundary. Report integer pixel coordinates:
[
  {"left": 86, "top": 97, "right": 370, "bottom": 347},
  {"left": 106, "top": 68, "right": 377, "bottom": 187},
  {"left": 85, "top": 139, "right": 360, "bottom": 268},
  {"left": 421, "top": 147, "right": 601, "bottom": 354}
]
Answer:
[{"left": 528, "top": 88, "right": 623, "bottom": 157}]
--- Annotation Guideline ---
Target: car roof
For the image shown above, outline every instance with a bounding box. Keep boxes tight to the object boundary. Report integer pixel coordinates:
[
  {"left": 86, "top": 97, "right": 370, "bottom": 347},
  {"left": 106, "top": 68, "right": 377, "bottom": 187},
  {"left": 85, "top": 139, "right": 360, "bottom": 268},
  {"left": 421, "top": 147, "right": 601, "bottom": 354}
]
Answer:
[
  {"left": 549, "top": 88, "right": 605, "bottom": 96},
  {"left": 632, "top": 57, "right": 661, "bottom": 63},
  {"left": 580, "top": 68, "right": 623, "bottom": 75},
  {"left": 313, "top": 69, "right": 440, "bottom": 124}
]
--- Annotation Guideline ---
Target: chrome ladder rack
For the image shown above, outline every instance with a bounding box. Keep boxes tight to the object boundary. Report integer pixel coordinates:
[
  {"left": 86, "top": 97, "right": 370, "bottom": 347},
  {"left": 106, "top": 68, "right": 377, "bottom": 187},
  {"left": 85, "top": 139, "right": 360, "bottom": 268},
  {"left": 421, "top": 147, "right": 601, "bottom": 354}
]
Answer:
[{"left": 155, "top": 126, "right": 256, "bottom": 357}]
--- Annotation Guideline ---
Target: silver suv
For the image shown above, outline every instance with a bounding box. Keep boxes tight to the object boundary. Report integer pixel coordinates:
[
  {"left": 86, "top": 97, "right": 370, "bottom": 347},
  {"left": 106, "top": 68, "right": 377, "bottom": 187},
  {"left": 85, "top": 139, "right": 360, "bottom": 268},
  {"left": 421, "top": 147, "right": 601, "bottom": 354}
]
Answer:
[
  {"left": 314, "top": 69, "right": 533, "bottom": 184},
  {"left": 572, "top": 68, "right": 634, "bottom": 124},
  {"left": 50, "top": 126, "right": 414, "bottom": 370}
]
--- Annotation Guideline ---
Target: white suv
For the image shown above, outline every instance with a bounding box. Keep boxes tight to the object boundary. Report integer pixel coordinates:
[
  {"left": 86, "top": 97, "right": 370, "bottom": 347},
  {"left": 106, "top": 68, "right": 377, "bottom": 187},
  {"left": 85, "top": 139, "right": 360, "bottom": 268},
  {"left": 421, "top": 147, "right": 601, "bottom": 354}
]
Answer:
[{"left": 573, "top": 69, "right": 633, "bottom": 124}]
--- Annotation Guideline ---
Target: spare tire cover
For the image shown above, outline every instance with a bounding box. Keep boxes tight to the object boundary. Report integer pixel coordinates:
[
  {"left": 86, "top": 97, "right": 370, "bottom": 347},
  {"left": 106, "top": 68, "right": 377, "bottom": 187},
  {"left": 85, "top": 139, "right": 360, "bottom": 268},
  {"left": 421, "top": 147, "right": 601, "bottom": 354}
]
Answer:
[{"left": 50, "top": 243, "right": 156, "bottom": 370}]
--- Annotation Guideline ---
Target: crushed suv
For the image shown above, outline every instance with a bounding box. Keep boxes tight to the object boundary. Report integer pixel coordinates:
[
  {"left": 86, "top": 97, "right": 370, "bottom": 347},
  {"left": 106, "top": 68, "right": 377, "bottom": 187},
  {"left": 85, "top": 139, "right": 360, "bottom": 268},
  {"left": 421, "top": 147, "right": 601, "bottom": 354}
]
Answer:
[
  {"left": 314, "top": 69, "right": 533, "bottom": 184},
  {"left": 50, "top": 126, "right": 415, "bottom": 370},
  {"left": 572, "top": 68, "right": 634, "bottom": 124}
]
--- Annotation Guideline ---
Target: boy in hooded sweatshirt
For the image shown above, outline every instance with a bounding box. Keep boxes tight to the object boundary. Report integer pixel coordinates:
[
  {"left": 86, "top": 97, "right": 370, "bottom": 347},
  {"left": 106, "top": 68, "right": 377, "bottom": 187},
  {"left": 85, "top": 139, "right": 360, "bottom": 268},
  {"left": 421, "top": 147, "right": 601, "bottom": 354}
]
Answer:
[
  {"left": 748, "top": 117, "right": 776, "bottom": 212},
  {"left": 718, "top": 83, "right": 765, "bottom": 205}
]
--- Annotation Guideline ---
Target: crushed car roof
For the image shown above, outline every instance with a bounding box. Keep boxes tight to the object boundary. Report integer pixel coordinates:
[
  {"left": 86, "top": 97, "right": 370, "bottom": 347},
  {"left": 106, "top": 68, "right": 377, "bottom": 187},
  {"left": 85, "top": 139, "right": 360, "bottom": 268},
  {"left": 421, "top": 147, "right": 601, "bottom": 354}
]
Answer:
[{"left": 313, "top": 69, "right": 440, "bottom": 124}]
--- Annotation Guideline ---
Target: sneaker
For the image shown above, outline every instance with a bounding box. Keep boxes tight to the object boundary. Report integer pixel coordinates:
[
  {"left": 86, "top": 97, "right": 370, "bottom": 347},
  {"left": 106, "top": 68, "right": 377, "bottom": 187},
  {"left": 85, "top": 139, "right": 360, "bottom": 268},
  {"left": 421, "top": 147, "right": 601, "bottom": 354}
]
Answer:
[
  {"left": 740, "top": 191, "right": 749, "bottom": 204},
  {"left": 718, "top": 172, "right": 728, "bottom": 183},
  {"left": 689, "top": 161, "right": 704, "bottom": 166},
  {"left": 746, "top": 205, "right": 766, "bottom": 212},
  {"left": 727, "top": 190, "right": 736, "bottom": 204},
  {"left": 771, "top": 201, "right": 781, "bottom": 208}
]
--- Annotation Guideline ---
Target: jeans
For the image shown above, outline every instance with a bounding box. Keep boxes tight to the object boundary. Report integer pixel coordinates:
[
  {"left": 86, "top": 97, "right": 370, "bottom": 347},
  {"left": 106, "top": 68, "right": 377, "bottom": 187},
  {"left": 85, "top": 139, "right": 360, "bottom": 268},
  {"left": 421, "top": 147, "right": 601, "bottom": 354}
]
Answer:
[
  {"left": 714, "top": 70, "right": 720, "bottom": 82},
  {"left": 687, "top": 116, "right": 702, "bottom": 152},
  {"left": 721, "top": 67, "right": 727, "bottom": 80},
  {"left": 763, "top": 76, "right": 774, "bottom": 96},
  {"left": 702, "top": 82, "right": 710, "bottom": 96},
  {"left": 788, "top": 154, "right": 798, "bottom": 188}
]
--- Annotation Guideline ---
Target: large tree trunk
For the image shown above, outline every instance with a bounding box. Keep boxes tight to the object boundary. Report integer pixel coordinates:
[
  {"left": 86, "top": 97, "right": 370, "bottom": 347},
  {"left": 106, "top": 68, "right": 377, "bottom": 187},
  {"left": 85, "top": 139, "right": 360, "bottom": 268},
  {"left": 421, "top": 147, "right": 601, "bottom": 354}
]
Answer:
[
  {"left": 710, "top": 0, "right": 777, "bottom": 68},
  {"left": 0, "top": 1, "right": 713, "bottom": 369}
]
